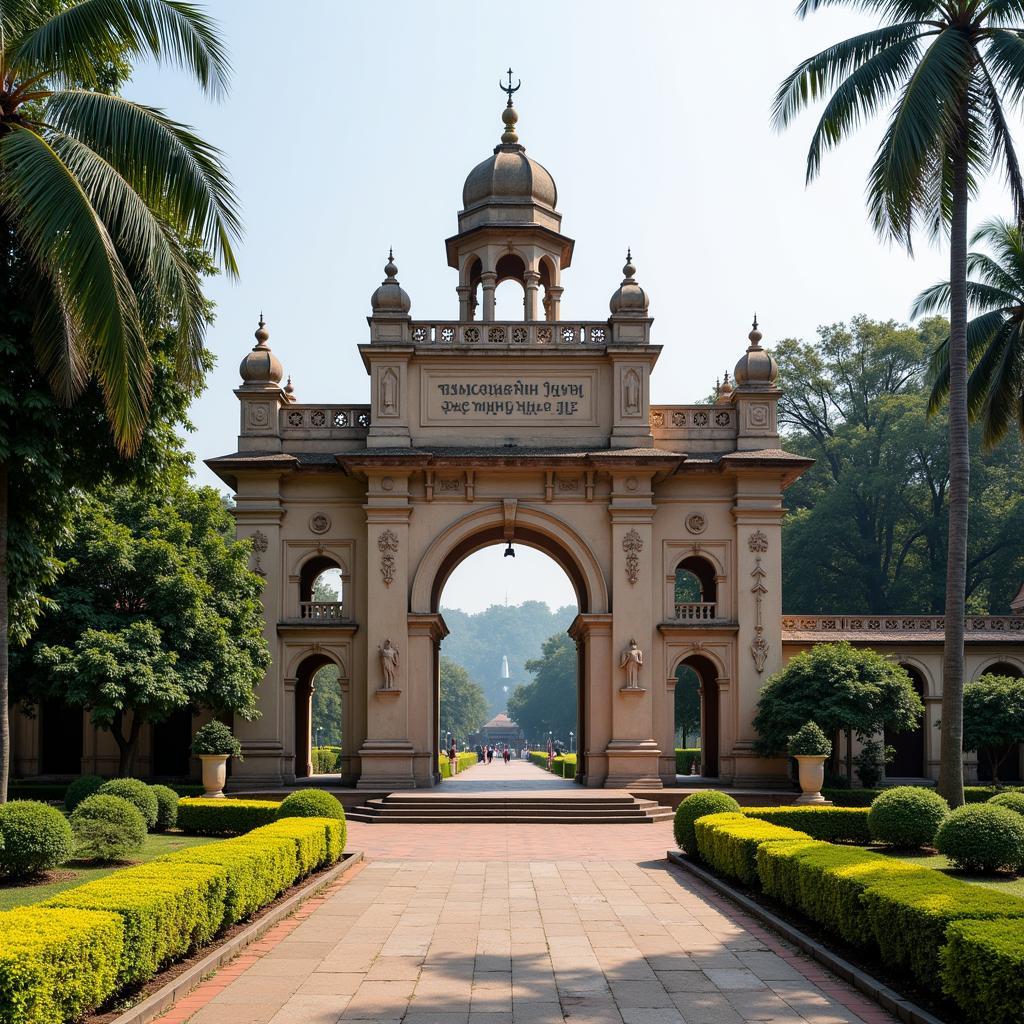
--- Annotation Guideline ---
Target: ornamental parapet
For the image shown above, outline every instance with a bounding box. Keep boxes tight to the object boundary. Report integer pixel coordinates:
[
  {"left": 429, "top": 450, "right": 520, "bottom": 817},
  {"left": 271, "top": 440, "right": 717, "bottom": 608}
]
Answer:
[
  {"left": 403, "top": 321, "right": 621, "bottom": 347},
  {"left": 280, "top": 405, "right": 371, "bottom": 438},
  {"left": 781, "top": 614, "right": 1024, "bottom": 641},
  {"left": 650, "top": 405, "right": 737, "bottom": 451}
]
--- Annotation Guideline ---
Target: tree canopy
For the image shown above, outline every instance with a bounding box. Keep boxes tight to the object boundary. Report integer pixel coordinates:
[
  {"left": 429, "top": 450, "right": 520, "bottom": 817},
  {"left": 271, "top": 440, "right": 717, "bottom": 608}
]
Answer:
[
  {"left": 962, "top": 674, "right": 1024, "bottom": 784},
  {"left": 439, "top": 657, "right": 489, "bottom": 747},
  {"left": 778, "top": 316, "right": 1024, "bottom": 615},
  {"left": 507, "top": 632, "right": 577, "bottom": 746},
  {"left": 16, "top": 479, "right": 269, "bottom": 774},
  {"left": 752, "top": 642, "right": 923, "bottom": 779}
]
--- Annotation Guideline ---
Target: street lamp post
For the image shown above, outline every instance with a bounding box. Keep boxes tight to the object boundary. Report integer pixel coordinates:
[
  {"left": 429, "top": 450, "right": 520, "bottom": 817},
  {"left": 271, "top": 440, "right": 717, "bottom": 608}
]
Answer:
[{"left": 569, "top": 731, "right": 574, "bottom": 754}]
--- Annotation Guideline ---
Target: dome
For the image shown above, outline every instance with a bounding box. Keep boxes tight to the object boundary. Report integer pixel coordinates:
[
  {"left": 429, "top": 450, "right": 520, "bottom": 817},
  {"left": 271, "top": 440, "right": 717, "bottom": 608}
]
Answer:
[
  {"left": 734, "top": 318, "right": 778, "bottom": 387},
  {"left": 239, "top": 317, "right": 283, "bottom": 385},
  {"left": 370, "top": 251, "right": 411, "bottom": 317},
  {"left": 462, "top": 145, "right": 557, "bottom": 212},
  {"left": 609, "top": 251, "right": 649, "bottom": 316}
]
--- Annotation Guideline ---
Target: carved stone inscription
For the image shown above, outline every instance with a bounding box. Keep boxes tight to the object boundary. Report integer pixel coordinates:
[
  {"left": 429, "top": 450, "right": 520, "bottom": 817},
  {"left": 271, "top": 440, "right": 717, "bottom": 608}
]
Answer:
[{"left": 423, "top": 371, "right": 596, "bottom": 425}]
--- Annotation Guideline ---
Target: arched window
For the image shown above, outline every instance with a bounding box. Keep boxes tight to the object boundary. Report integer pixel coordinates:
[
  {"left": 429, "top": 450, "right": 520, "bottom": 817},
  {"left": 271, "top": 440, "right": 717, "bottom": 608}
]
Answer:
[
  {"left": 886, "top": 665, "right": 926, "bottom": 778},
  {"left": 674, "top": 655, "right": 719, "bottom": 777},
  {"left": 982, "top": 661, "right": 1024, "bottom": 679},
  {"left": 674, "top": 556, "right": 718, "bottom": 620},
  {"left": 299, "top": 556, "right": 345, "bottom": 621},
  {"left": 494, "top": 253, "right": 527, "bottom": 320}
]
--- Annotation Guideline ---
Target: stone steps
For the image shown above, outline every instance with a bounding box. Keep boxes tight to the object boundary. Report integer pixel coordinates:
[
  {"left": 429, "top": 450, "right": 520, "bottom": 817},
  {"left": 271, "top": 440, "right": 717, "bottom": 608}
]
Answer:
[{"left": 346, "top": 794, "right": 674, "bottom": 824}]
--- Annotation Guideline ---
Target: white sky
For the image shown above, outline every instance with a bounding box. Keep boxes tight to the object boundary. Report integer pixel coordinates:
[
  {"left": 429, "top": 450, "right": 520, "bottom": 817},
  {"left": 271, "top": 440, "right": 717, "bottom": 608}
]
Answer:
[
  {"left": 440, "top": 545, "right": 577, "bottom": 614},
  {"left": 123, "top": 0, "right": 1024, "bottom": 613}
]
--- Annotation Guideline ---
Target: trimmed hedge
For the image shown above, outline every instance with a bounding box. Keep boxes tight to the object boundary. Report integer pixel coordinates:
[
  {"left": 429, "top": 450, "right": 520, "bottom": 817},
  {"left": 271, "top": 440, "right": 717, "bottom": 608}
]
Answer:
[
  {"left": 674, "top": 791, "right": 740, "bottom": 855},
  {"left": 96, "top": 779, "right": 159, "bottom": 831},
  {"left": 177, "top": 797, "right": 281, "bottom": 836},
  {"left": 0, "top": 800, "right": 75, "bottom": 878},
  {"left": 860, "top": 872, "right": 1024, "bottom": 990},
  {"left": 868, "top": 786, "right": 948, "bottom": 848},
  {"left": 675, "top": 748, "right": 701, "bottom": 775},
  {"left": 45, "top": 861, "right": 228, "bottom": 984},
  {"left": 755, "top": 840, "right": 930, "bottom": 946},
  {"left": 150, "top": 785, "right": 180, "bottom": 832},
  {"left": 552, "top": 754, "right": 576, "bottom": 779},
  {"left": 935, "top": 804, "right": 1024, "bottom": 873},
  {"left": 742, "top": 806, "right": 871, "bottom": 844},
  {"left": 253, "top": 817, "right": 343, "bottom": 874},
  {"left": 941, "top": 918, "right": 1024, "bottom": 1024},
  {"left": 822, "top": 785, "right": 1024, "bottom": 806},
  {"left": 63, "top": 775, "right": 104, "bottom": 813},
  {"left": 0, "top": 907, "right": 123, "bottom": 1024},
  {"left": 528, "top": 750, "right": 549, "bottom": 770},
  {"left": 311, "top": 745, "right": 341, "bottom": 774},
  {"left": 693, "top": 812, "right": 809, "bottom": 885},
  {"left": 438, "top": 751, "right": 478, "bottom": 778}
]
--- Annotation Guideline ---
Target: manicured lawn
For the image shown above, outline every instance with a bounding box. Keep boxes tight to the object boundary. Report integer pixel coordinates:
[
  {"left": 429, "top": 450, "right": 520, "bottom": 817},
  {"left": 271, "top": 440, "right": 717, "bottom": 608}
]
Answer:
[
  {"left": 871, "top": 846, "right": 1024, "bottom": 899},
  {"left": 0, "top": 832, "right": 219, "bottom": 910}
]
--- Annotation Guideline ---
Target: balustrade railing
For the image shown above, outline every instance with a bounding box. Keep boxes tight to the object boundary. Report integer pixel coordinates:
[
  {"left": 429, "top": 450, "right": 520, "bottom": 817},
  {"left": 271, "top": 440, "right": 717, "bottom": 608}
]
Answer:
[
  {"left": 281, "top": 405, "right": 371, "bottom": 435},
  {"left": 674, "top": 602, "right": 719, "bottom": 621},
  {"left": 408, "top": 321, "right": 611, "bottom": 347},
  {"left": 651, "top": 406, "right": 735, "bottom": 432},
  {"left": 780, "top": 615, "right": 1024, "bottom": 633},
  {"left": 299, "top": 601, "right": 346, "bottom": 622}
]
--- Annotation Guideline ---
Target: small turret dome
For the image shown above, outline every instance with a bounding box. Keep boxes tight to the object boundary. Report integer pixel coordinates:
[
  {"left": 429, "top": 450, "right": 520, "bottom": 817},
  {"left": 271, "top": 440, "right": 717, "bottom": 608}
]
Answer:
[
  {"left": 239, "top": 316, "right": 283, "bottom": 385},
  {"left": 462, "top": 146, "right": 557, "bottom": 212},
  {"left": 733, "top": 317, "right": 778, "bottom": 387},
  {"left": 609, "top": 250, "right": 649, "bottom": 316},
  {"left": 370, "top": 250, "right": 411, "bottom": 317}
]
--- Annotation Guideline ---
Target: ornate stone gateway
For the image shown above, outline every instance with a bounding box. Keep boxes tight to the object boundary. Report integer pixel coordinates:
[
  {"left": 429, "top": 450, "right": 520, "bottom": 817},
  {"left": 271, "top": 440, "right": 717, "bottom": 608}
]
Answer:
[{"left": 204, "top": 79, "right": 1024, "bottom": 791}]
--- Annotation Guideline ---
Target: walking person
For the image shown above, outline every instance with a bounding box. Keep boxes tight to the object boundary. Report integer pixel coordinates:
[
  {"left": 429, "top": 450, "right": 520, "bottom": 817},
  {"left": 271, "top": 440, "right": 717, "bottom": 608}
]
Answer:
[
  {"left": 448, "top": 743, "right": 458, "bottom": 777},
  {"left": 503, "top": 745, "right": 510, "bottom": 765}
]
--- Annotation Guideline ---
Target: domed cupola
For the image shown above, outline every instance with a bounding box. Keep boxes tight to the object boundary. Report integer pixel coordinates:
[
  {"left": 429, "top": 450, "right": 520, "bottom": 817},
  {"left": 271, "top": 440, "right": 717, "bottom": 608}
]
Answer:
[
  {"left": 609, "top": 250, "right": 649, "bottom": 316},
  {"left": 239, "top": 315, "right": 283, "bottom": 386},
  {"left": 734, "top": 316, "right": 778, "bottom": 388},
  {"left": 370, "top": 250, "right": 411, "bottom": 318}
]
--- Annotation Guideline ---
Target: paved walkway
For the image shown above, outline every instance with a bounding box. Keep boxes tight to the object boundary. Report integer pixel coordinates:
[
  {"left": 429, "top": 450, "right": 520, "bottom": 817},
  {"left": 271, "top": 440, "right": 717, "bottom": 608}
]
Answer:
[
  {"left": 431, "top": 757, "right": 578, "bottom": 794},
  {"left": 162, "top": 814, "right": 896, "bottom": 1024}
]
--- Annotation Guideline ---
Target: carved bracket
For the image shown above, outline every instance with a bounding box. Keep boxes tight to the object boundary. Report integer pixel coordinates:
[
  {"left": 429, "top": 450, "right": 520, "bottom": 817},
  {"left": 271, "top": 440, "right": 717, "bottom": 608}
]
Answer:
[{"left": 250, "top": 530, "right": 268, "bottom": 576}]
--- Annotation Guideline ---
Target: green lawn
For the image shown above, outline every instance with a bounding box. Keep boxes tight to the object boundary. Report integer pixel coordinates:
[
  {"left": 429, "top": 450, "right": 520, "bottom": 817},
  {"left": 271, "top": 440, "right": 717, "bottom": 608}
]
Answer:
[
  {"left": 0, "top": 832, "right": 219, "bottom": 911},
  {"left": 871, "top": 847, "right": 1024, "bottom": 899}
]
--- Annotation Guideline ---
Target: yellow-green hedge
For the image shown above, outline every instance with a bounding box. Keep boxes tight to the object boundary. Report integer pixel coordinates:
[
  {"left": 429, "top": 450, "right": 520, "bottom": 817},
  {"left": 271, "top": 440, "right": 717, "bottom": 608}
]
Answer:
[
  {"left": 0, "top": 817, "right": 345, "bottom": 1022},
  {"left": 941, "top": 918, "right": 1024, "bottom": 1024},
  {"left": 742, "top": 806, "right": 871, "bottom": 844},
  {"left": 0, "top": 907, "right": 123, "bottom": 1024},
  {"left": 693, "top": 812, "right": 810, "bottom": 885},
  {"left": 438, "top": 752, "right": 478, "bottom": 778},
  {"left": 176, "top": 797, "right": 281, "bottom": 836}
]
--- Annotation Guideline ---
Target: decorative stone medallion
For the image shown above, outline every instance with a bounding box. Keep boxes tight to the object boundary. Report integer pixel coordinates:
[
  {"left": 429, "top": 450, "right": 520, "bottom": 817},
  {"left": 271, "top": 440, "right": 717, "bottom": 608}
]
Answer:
[
  {"left": 309, "top": 513, "right": 331, "bottom": 535},
  {"left": 685, "top": 514, "right": 706, "bottom": 535},
  {"left": 748, "top": 530, "right": 769, "bottom": 553}
]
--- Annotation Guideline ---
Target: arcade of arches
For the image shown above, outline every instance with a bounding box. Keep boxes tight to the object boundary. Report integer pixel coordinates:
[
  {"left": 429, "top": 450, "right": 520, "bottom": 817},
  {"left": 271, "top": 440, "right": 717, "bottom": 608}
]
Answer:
[{"left": 11, "top": 91, "right": 1024, "bottom": 787}]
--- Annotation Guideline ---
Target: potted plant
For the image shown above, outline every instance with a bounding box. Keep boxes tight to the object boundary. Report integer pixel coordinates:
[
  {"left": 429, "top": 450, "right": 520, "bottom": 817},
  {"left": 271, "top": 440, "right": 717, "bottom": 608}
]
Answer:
[
  {"left": 191, "top": 721, "right": 242, "bottom": 798},
  {"left": 788, "top": 721, "right": 832, "bottom": 804}
]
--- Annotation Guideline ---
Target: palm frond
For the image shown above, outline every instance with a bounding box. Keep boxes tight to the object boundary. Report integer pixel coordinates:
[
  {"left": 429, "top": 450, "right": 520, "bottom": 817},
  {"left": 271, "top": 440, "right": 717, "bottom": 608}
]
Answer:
[
  {"left": 772, "top": 22, "right": 926, "bottom": 130},
  {"left": 0, "top": 124, "right": 150, "bottom": 450},
  {"left": 911, "top": 277, "right": 1018, "bottom": 317},
  {"left": 795, "top": 1, "right": 941, "bottom": 20},
  {"left": 9, "top": 0, "right": 230, "bottom": 96},
  {"left": 927, "top": 308, "right": 1008, "bottom": 412},
  {"left": 976, "top": 45, "right": 1024, "bottom": 224},
  {"left": 47, "top": 89, "right": 240, "bottom": 275},
  {"left": 972, "top": 320, "right": 1024, "bottom": 444},
  {"left": 866, "top": 27, "right": 973, "bottom": 245},
  {"left": 28, "top": 269, "right": 90, "bottom": 401}
]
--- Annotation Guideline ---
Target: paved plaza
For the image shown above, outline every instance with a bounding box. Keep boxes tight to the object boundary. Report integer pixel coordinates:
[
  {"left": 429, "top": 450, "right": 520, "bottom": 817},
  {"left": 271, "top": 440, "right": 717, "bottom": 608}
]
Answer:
[{"left": 160, "top": 764, "right": 895, "bottom": 1024}]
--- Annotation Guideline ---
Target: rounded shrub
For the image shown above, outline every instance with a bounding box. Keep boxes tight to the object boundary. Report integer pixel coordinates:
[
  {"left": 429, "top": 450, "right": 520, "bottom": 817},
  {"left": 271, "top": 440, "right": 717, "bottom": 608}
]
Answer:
[
  {"left": 868, "top": 786, "right": 949, "bottom": 848},
  {"left": 64, "top": 774, "right": 104, "bottom": 813},
  {"left": 96, "top": 778, "right": 158, "bottom": 830},
  {"left": 70, "top": 794, "right": 147, "bottom": 862},
  {"left": 0, "top": 800, "right": 74, "bottom": 878},
  {"left": 150, "top": 785, "right": 179, "bottom": 832},
  {"left": 673, "top": 791, "right": 740, "bottom": 855},
  {"left": 989, "top": 791, "right": 1024, "bottom": 818},
  {"left": 936, "top": 804, "right": 1024, "bottom": 873},
  {"left": 277, "top": 789, "right": 345, "bottom": 821}
]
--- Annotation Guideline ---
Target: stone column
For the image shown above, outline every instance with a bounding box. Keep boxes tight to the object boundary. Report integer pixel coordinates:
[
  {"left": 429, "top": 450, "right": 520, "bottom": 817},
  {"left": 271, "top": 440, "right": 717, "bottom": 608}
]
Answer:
[
  {"left": 524, "top": 270, "right": 541, "bottom": 320},
  {"left": 569, "top": 613, "right": 613, "bottom": 787},
  {"left": 605, "top": 476, "right": 662, "bottom": 788},
  {"left": 457, "top": 284, "right": 473, "bottom": 321},
  {"left": 357, "top": 473, "right": 416, "bottom": 788},
  {"left": 481, "top": 271, "right": 497, "bottom": 322},
  {"left": 546, "top": 285, "right": 564, "bottom": 321},
  {"left": 408, "top": 613, "right": 449, "bottom": 786}
]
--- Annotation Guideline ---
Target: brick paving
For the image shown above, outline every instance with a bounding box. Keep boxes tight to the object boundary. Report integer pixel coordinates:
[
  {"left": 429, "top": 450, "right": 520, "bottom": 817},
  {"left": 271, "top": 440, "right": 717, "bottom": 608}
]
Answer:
[{"left": 165, "top": 798, "right": 897, "bottom": 1024}]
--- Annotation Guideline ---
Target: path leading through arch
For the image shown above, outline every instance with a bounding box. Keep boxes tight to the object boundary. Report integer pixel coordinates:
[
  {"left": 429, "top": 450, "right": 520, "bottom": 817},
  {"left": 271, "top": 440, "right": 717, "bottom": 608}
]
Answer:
[{"left": 160, "top": 813, "right": 896, "bottom": 1024}]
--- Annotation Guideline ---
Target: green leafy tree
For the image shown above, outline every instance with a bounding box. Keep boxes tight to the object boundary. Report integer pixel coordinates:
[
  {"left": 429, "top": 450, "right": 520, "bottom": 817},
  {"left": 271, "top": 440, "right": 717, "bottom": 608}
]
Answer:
[
  {"left": 753, "top": 642, "right": 924, "bottom": 782},
  {"left": 775, "top": 1, "right": 1024, "bottom": 807},
  {"left": 0, "top": 0, "right": 238, "bottom": 800},
  {"left": 674, "top": 666, "right": 701, "bottom": 748},
  {"left": 507, "top": 632, "right": 577, "bottom": 745},
  {"left": 916, "top": 218, "right": 1024, "bottom": 447},
  {"left": 439, "top": 657, "right": 488, "bottom": 746},
  {"left": 962, "top": 674, "right": 1024, "bottom": 783},
  {"left": 18, "top": 480, "right": 268, "bottom": 775},
  {"left": 778, "top": 316, "right": 1024, "bottom": 615},
  {"left": 311, "top": 664, "right": 342, "bottom": 748}
]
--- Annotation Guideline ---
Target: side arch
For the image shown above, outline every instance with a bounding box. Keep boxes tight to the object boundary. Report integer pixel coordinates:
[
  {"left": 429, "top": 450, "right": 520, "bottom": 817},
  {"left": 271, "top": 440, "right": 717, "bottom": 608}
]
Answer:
[{"left": 409, "top": 503, "right": 609, "bottom": 614}]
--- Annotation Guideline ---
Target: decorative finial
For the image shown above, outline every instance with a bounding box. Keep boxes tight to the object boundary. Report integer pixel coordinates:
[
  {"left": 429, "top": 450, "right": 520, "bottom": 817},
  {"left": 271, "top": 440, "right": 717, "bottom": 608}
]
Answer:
[
  {"left": 500, "top": 67, "right": 521, "bottom": 106},
  {"left": 622, "top": 248, "right": 636, "bottom": 279},
  {"left": 748, "top": 314, "right": 763, "bottom": 347},
  {"left": 284, "top": 375, "right": 295, "bottom": 396},
  {"left": 384, "top": 250, "right": 397, "bottom": 278},
  {"left": 254, "top": 314, "right": 269, "bottom": 347}
]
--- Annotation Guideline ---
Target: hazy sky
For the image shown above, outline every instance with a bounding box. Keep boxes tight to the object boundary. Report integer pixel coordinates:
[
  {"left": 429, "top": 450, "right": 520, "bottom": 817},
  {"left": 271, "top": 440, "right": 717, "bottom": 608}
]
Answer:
[{"left": 125, "top": 0, "right": 1024, "bottom": 613}]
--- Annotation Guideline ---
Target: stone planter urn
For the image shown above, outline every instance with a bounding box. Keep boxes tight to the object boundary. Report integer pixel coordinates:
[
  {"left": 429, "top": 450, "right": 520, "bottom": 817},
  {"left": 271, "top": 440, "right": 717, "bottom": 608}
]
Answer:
[
  {"left": 199, "top": 754, "right": 229, "bottom": 798},
  {"left": 794, "top": 755, "right": 828, "bottom": 804}
]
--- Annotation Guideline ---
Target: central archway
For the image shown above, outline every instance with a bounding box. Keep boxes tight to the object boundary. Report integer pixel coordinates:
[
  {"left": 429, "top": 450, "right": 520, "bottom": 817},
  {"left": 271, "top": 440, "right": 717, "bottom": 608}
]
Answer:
[{"left": 410, "top": 504, "right": 608, "bottom": 786}]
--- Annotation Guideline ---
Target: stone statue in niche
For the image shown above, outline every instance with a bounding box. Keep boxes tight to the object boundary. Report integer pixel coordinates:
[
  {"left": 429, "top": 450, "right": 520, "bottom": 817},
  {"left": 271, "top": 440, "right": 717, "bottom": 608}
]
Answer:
[
  {"left": 619, "top": 638, "right": 644, "bottom": 689},
  {"left": 378, "top": 639, "right": 400, "bottom": 689},
  {"left": 380, "top": 367, "right": 398, "bottom": 415},
  {"left": 623, "top": 369, "right": 641, "bottom": 416}
]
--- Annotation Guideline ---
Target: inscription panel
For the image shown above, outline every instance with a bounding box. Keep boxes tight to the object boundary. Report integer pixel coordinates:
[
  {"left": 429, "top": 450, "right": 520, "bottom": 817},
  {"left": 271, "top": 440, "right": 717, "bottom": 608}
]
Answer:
[{"left": 421, "top": 369, "right": 599, "bottom": 426}]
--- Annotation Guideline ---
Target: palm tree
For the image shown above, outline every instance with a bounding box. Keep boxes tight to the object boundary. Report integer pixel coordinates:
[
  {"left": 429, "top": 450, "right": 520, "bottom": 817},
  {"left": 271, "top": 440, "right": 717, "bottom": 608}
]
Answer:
[
  {"left": 774, "top": 0, "right": 1024, "bottom": 807},
  {"left": 915, "top": 217, "right": 1024, "bottom": 447},
  {"left": 0, "top": 0, "right": 240, "bottom": 800}
]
